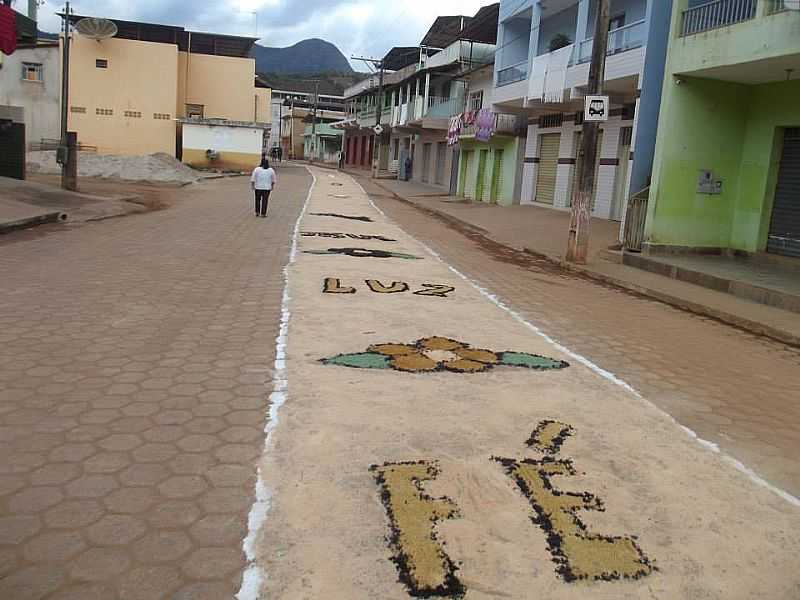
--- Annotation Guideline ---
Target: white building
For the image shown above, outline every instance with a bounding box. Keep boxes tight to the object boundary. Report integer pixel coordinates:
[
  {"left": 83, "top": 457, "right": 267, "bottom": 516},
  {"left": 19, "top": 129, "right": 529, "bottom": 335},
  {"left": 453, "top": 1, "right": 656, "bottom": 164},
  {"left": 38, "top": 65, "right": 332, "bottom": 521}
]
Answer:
[{"left": 0, "top": 41, "right": 61, "bottom": 149}]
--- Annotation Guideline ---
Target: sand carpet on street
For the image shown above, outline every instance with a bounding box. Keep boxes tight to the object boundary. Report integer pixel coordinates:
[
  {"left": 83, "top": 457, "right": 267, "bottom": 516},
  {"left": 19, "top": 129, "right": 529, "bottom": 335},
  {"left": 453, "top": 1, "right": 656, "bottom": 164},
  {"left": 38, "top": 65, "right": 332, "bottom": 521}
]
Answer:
[{"left": 252, "top": 167, "right": 800, "bottom": 599}]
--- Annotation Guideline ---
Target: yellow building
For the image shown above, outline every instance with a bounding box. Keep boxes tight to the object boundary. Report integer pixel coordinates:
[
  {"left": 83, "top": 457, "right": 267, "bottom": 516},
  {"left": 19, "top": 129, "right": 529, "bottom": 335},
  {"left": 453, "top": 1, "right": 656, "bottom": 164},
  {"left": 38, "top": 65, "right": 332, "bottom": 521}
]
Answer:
[{"left": 65, "top": 15, "right": 270, "bottom": 168}]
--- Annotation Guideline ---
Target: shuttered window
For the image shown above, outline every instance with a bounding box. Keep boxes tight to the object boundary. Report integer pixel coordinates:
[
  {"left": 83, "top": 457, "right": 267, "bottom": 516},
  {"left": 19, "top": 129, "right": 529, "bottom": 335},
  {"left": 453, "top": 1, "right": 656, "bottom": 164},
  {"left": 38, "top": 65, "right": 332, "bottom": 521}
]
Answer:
[{"left": 535, "top": 134, "right": 560, "bottom": 205}]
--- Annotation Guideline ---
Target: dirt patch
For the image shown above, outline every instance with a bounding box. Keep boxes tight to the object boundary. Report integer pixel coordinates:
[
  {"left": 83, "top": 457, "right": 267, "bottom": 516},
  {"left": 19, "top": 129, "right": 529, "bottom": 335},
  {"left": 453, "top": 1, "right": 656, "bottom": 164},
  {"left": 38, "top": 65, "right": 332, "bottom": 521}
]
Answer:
[{"left": 27, "top": 151, "right": 203, "bottom": 185}]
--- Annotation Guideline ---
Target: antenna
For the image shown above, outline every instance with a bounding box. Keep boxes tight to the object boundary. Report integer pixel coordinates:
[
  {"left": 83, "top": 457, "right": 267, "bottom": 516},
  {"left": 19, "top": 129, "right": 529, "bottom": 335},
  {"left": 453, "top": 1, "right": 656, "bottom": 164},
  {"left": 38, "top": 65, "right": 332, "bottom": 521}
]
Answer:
[{"left": 75, "top": 17, "right": 118, "bottom": 41}]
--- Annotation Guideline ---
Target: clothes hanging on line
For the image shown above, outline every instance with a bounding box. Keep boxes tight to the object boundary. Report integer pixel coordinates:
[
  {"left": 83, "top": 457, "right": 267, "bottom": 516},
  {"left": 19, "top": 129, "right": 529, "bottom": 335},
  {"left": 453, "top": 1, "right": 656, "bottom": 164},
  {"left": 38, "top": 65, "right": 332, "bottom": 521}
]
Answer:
[{"left": 0, "top": 4, "right": 17, "bottom": 56}]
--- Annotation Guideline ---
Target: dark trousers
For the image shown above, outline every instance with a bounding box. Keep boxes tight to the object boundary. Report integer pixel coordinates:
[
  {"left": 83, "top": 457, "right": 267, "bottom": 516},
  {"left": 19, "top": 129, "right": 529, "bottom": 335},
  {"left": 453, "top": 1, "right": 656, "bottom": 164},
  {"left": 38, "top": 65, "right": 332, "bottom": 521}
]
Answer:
[{"left": 254, "top": 189, "right": 271, "bottom": 216}]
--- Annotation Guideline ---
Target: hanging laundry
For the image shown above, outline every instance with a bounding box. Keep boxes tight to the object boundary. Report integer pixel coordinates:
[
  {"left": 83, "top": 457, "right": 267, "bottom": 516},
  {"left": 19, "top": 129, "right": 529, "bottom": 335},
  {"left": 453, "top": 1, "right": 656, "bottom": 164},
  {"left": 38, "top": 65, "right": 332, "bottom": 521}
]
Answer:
[
  {"left": 0, "top": 3, "right": 17, "bottom": 56},
  {"left": 447, "top": 113, "right": 463, "bottom": 147},
  {"left": 475, "top": 109, "right": 495, "bottom": 143}
]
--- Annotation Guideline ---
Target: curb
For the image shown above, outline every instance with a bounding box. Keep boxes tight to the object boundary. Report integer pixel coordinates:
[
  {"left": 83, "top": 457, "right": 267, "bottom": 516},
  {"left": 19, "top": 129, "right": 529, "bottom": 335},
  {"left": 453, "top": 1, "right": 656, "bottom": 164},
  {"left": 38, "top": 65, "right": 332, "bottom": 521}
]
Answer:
[
  {"left": 0, "top": 211, "right": 67, "bottom": 235},
  {"left": 364, "top": 176, "right": 800, "bottom": 349}
]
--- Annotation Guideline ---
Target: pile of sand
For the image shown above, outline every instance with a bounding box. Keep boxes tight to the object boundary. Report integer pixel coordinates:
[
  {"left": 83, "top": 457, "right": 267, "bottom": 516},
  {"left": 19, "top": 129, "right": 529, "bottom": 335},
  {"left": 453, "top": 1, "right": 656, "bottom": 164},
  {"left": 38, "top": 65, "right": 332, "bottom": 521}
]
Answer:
[{"left": 27, "top": 151, "right": 203, "bottom": 184}]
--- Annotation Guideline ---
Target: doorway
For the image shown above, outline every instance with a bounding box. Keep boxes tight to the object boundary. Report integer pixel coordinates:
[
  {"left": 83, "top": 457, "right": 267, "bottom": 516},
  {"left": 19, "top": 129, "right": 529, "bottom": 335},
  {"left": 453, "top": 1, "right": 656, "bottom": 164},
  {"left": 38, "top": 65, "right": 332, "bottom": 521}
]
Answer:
[{"left": 768, "top": 128, "right": 800, "bottom": 258}]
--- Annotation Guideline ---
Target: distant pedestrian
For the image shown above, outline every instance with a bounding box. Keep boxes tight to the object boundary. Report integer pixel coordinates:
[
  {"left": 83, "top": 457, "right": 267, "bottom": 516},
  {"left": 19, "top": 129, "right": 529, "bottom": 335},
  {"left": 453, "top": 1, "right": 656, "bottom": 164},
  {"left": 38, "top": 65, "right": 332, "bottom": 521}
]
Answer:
[
  {"left": 251, "top": 158, "right": 276, "bottom": 218},
  {"left": 277, "top": 146, "right": 283, "bottom": 163}
]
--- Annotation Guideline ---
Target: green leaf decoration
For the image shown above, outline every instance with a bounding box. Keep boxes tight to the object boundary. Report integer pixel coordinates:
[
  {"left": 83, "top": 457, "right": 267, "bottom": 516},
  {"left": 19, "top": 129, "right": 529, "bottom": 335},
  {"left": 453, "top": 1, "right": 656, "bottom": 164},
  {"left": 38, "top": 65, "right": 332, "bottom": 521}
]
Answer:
[
  {"left": 498, "top": 352, "right": 569, "bottom": 370},
  {"left": 320, "top": 352, "right": 392, "bottom": 369}
]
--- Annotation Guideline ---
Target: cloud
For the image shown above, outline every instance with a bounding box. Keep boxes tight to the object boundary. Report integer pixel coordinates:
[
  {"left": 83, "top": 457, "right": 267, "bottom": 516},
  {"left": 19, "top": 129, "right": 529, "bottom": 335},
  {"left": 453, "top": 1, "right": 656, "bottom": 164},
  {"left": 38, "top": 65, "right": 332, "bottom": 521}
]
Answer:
[{"left": 33, "top": 0, "right": 495, "bottom": 68}]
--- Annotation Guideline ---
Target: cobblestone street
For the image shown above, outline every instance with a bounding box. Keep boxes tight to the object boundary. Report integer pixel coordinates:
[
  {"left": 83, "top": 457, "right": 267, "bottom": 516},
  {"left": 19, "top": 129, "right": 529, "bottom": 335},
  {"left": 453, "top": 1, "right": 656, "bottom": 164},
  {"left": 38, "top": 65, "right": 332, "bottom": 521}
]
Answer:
[
  {"left": 0, "top": 166, "right": 310, "bottom": 599},
  {"left": 360, "top": 177, "right": 800, "bottom": 499}
]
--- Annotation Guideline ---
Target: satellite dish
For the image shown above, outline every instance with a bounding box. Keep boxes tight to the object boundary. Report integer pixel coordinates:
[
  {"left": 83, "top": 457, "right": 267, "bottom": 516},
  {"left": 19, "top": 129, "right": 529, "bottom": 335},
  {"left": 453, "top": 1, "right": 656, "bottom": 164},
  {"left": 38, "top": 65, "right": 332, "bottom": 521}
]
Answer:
[{"left": 75, "top": 18, "right": 118, "bottom": 40}]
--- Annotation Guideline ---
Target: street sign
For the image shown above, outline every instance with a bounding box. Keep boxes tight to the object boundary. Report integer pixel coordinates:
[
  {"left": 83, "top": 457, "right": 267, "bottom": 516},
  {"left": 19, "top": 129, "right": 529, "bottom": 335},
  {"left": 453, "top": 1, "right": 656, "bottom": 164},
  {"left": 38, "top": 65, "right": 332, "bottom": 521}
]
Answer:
[
  {"left": 584, "top": 95, "right": 609, "bottom": 122},
  {"left": 373, "top": 124, "right": 384, "bottom": 136}
]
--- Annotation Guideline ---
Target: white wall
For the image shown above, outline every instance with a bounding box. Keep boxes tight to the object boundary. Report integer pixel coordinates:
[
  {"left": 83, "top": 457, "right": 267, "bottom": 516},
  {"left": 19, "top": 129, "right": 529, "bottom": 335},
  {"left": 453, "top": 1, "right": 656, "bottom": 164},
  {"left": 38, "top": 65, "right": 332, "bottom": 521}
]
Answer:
[
  {"left": 183, "top": 123, "right": 263, "bottom": 154},
  {"left": 0, "top": 45, "right": 61, "bottom": 148}
]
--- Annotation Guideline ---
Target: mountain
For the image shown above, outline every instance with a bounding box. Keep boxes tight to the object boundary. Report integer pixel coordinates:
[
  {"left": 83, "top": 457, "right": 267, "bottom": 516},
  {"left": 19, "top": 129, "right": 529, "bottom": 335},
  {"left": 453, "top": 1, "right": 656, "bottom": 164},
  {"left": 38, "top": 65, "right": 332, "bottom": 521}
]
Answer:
[{"left": 251, "top": 39, "right": 353, "bottom": 75}]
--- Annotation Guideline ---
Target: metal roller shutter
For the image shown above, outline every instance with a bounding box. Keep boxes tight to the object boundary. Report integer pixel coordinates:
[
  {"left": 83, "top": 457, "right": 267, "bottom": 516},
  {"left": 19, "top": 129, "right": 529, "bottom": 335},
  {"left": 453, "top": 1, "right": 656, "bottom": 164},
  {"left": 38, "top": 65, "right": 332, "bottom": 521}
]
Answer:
[
  {"left": 535, "top": 133, "right": 559, "bottom": 204},
  {"left": 768, "top": 128, "right": 800, "bottom": 258},
  {"left": 464, "top": 151, "right": 476, "bottom": 199}
]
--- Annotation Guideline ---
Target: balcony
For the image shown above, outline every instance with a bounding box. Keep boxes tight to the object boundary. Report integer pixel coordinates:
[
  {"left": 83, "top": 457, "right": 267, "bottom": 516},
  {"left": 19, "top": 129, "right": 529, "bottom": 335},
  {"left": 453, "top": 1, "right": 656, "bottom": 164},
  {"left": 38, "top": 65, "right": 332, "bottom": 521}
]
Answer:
[
  {"left": 497, "top": 61, "right": 528, "bottom": 87},
  {"left": 461, "top": 113, "right": 524, "bottom": 138},
  {"left": 426, "top": 40, "right": 496, "bottom": 70},
  {"left": 425, "top": 96, "right": 464, "bottom": 119},
  {"left": 680, "top": 0, "right": 756, "bottom": 36},
  {"left": 574, "top": 19, "right": 647, "bottom": 64}
]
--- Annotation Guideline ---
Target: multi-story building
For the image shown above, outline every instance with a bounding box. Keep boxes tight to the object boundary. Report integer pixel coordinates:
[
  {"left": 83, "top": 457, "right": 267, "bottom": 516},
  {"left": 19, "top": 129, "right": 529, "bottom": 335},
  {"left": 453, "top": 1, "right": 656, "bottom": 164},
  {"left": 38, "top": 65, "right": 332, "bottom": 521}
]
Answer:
[
  {"left": 0, "top": 4, "right": 59, "bottom": 152},
  {"left": 336, "top": 5, "right": 500, "bottom": 193},
  {"left": 642, "top": 0, "right": 800, "bottom": 259},
  {"left": 266, "top": 84, "right": 345, "bottom": 152},
  {"left": 492, "top": 0, "right": 672, "bottom": 228},
  {"left": 280, "top": 106, "right": 344, "bottom": 160},
  {"left": 63, "top": 15, "right": 271, "bottom": 169}
]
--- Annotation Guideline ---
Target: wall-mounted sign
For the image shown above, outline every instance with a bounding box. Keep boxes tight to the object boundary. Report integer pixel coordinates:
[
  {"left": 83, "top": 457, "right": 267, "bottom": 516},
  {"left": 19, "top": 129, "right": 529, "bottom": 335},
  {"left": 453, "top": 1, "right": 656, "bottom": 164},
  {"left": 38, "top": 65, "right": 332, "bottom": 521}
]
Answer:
[
  {"left": 373, "top": 124, "right": 384, "bottom": 136},
  {"left": 697, "top": 170, "right": 723, "bottom": 195},
  {"left": 584, "top": 96, "right": 609, "bottom": 122}
]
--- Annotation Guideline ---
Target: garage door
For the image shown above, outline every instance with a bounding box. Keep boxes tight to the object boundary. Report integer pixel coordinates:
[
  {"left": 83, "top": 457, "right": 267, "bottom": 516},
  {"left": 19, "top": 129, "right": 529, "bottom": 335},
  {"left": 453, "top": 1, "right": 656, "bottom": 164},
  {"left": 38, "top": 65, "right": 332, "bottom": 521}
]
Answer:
[
  {"left": 535, "top": 133, "right": 559, "bottom": 205},
  {"left": 768, "top": 128, "right": 800, "bottom": 258}
]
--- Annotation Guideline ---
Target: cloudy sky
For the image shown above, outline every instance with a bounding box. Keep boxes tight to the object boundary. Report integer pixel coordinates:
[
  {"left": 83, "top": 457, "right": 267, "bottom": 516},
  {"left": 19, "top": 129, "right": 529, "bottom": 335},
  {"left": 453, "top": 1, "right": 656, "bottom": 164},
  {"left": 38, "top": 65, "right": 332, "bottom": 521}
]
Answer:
[{"left": 31, "top": 0, "right": 496, "bottom": 68}]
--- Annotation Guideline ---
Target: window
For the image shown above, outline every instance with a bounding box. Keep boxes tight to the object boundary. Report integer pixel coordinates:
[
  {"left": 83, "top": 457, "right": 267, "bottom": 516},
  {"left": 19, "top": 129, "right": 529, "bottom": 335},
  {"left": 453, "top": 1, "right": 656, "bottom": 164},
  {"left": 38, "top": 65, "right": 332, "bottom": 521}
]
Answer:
[
  {"left": 124, "top": 110, "right": 142, "bottom": 118},
  {"left": 609, "top": 14, "right": 625, "bottom": 31},
  {"left": 186, "top": 104, "right": 204, "bottom": 119},
  {"left": 22, "top": 63, "right": 43, "bottom": 82},
  {"left": 469, "top": 91, "right": 484, "bottom": 112},
  {"left": 153, "top": 113, "right": 171, "bottom": 120},
  {"left": 96, "top": 108, "right": 113, "bottom": 116},
  {"left": 96, "top": 59, "right": 108, "bottom": 69},
  {"left": 539, "top": 113, "right": 564, "bottom": 129},
  {"left": 70, "top": 106, "right": 87, "bottom": 114}
]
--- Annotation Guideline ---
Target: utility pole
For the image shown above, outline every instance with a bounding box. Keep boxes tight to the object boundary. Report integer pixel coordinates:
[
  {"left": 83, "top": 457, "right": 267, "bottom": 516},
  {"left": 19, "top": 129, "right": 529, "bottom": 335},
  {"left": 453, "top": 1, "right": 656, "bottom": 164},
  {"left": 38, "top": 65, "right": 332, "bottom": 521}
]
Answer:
[
  {"left": 352, "top": 56, "right": 384, "bottom": 178},
  {"left": 59, "top": 1, "right": 77, "bottom": 191},
  {"left": 566, "top": 0, "right": 610, "bottom": 264},
  {"left": 311, "top": 79, "right": 320, "bottom": 163}
]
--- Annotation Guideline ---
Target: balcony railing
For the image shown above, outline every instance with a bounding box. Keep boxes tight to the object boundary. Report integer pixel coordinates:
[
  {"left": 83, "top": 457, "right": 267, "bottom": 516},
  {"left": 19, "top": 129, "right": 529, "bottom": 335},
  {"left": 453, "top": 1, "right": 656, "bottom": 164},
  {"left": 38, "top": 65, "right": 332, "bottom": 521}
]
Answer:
[
  {"left": 426, "top": 96, "right": 464, "bottom": 119},
  {"left": 462, "top": 113, "right": 523, "bottom": 137},
  {"left": 680, "top": 0, "right": 756, "bottom": 36},
  {"left": 575, "top": 19, "right": 646, "bottom": 64},
  {"left": 766, "top": 0, "right": 791, "bottom": 13},
  {"left": 497, "top": 61, "right": 528, "bottom": 87}
]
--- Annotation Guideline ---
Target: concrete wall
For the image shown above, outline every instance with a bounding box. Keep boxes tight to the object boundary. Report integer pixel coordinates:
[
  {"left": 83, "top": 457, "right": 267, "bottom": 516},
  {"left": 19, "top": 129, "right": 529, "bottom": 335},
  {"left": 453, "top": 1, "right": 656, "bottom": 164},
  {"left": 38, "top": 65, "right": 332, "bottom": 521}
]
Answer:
[
  {"left": 645, "top": 2, "right": 800, "bottom": 253},
  {"left": 182, "top": 123, "right": 262, "bottom": 170},
  {"left": 254, "top": 88, "right": 271, "bottom": 124},
  {"left": 0, "top": 45, "right": 60, "bottom": 147},
  {"left": 647, "top": 78, "right": 800, "bottom": 252},
  {"left": 177, "top": 52, "right": 256, "bottom": 121},
  {"left": 67, "top": 35, "right": 178, "bottom": 155},
  {"left": 457, "top": 136, "right": 522, "bottom": 206},
  {"left": 668, "top": 1, "right": 800, "bottom": 76}
]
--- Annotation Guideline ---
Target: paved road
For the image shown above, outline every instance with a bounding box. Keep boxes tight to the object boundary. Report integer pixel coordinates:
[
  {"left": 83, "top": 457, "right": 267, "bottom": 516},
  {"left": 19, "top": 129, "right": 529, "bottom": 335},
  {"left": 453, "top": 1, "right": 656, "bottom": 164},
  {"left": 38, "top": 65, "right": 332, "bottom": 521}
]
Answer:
[
  {"left": 360, "top": 177, "right": 800, "bottom": 499},
  {"left": 0, "top": 166, "right": 310, "bottom": 599}
]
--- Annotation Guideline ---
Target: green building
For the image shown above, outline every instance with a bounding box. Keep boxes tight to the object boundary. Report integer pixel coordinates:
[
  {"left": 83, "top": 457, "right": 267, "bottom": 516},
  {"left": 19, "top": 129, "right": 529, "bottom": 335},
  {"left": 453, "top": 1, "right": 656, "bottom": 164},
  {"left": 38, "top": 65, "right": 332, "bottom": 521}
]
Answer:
[
  {"left": 644, "top": 1, "right": 800, "bottom": 258},
  {"left": 304, "top": 122, "right": 343, "bottom": 164}
]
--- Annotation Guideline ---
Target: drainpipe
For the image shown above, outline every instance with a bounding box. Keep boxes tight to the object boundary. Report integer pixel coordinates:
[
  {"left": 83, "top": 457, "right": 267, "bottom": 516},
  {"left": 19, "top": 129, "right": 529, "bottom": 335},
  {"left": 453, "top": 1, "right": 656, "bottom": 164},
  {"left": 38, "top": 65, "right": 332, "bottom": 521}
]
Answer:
[{"left": 184, "top": 32, "right": 191, "bottom": 117}]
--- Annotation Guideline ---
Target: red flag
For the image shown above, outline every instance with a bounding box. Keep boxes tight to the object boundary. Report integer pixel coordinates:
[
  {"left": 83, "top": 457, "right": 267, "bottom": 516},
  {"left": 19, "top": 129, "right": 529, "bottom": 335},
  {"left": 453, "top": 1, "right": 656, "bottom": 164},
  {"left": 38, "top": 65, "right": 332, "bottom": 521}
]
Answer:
[{"left": 0, "top": 4, "right": 17, "bottom": 56}]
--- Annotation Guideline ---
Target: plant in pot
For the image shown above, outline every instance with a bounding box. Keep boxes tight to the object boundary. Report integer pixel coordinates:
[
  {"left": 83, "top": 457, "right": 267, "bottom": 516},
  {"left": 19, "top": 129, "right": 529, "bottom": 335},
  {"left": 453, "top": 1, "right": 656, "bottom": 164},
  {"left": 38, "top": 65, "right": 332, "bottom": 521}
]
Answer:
[{"left": 549, "top": 33, "right": 572, "bottom": 52}]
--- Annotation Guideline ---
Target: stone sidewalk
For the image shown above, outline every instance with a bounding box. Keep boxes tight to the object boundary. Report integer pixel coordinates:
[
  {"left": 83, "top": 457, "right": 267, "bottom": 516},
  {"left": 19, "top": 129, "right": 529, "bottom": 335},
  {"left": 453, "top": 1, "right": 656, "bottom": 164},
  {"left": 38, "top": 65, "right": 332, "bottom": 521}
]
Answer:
[
  {"left": 365, "top": 176, "right": 800, "bottom": 347},
  {"left": 0, "top": 166, "right": 311, "bottom": 600},
  {"left": 0, "top": 176, "right": 149, "bottom": 234}
]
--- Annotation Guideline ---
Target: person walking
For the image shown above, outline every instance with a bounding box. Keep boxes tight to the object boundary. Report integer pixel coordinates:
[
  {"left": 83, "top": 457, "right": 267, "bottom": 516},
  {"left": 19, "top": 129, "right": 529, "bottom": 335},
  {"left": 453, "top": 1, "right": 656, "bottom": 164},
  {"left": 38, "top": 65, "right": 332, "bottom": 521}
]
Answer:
[
  {"left": 250, "top": 158, "right": 276, "bottom": 218},
  {"left": 277, "top": 146, "right": 283, "bottom": 163}
]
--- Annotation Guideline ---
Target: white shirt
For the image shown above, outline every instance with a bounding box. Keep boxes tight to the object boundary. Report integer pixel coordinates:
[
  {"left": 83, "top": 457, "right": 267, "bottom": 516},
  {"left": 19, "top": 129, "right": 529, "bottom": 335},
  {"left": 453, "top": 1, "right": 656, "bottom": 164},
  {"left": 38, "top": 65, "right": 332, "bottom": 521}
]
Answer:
[{"left": 251, "top": 167, "right": 276, "bottom": 190}]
